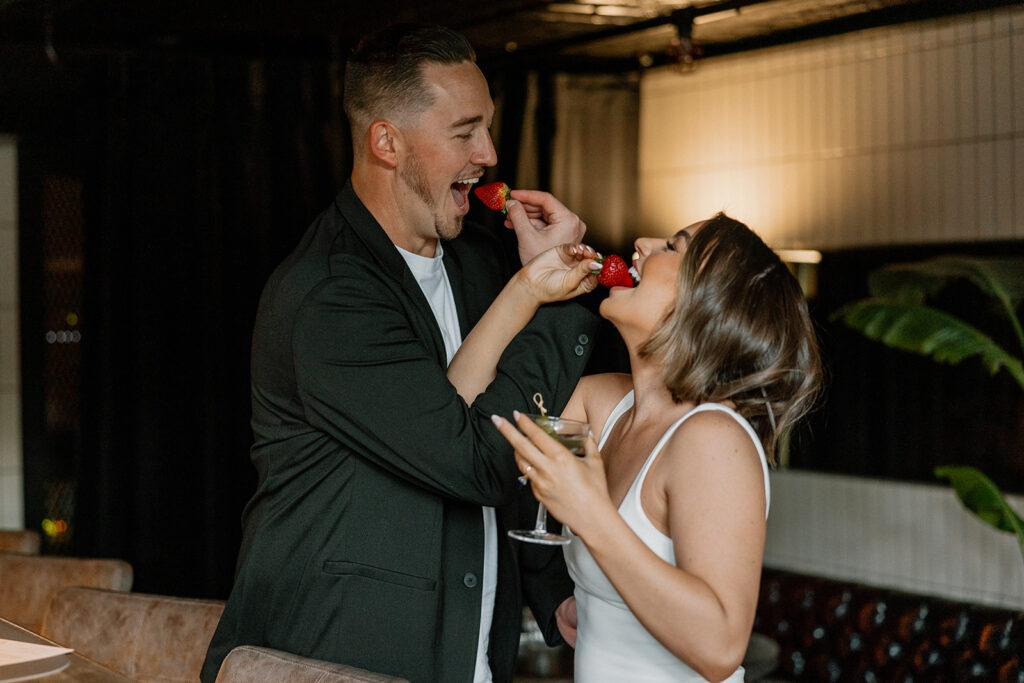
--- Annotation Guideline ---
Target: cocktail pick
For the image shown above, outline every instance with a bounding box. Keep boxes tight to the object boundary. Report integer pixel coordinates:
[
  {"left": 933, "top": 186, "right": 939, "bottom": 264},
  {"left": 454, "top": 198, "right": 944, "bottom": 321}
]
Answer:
[{"left": 532, "top": 392, "right": 547, "bottom": 416}]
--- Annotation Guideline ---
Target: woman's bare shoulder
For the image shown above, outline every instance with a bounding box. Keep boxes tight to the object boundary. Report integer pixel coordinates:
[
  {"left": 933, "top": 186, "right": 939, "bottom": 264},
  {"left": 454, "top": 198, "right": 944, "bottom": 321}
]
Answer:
[{"left": 661, "top": 407, "right": 763, "bottom": 488}]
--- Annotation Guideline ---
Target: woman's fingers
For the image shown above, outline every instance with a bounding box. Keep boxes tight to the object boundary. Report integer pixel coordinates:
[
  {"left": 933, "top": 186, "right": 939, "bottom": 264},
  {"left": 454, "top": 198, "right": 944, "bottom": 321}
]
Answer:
[{"left": 491, "top": 414, "right": 544, "bottom": 476}]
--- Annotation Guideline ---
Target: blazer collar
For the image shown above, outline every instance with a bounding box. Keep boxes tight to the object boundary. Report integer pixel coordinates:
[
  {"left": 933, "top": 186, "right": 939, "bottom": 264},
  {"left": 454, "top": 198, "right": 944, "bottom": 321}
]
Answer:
[
  {"left": 335, "top": 182, "right": 409, "bottom": 282},
  {"left": 335, "top": 180, "right": 473, "bottom": 345}
]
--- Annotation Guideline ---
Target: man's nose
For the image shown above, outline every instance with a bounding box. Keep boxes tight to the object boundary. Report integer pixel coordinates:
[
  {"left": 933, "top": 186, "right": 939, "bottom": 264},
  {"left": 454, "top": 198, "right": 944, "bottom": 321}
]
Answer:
[{"left": 472, "top": 132, "right": 498, "bottom": 167}]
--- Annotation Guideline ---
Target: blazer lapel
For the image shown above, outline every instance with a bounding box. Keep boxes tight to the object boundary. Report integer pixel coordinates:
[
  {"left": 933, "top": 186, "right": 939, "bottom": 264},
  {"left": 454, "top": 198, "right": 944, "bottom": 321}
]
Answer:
[{"left": 335, "top": 183, "right": 448, "bottom": 366}]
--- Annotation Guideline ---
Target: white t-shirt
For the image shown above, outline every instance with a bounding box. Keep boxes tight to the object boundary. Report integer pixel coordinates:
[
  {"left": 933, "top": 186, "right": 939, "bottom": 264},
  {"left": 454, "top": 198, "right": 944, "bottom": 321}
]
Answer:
[{"left": 397, "top": 244, "right": 498, "bottom": 683}]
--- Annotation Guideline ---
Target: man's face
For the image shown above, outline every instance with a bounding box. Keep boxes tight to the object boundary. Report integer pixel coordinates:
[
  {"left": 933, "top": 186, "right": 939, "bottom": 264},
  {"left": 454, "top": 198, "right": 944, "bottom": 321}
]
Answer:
[{"left": 396, "top": 61, "right": 497, "bottom": 242}]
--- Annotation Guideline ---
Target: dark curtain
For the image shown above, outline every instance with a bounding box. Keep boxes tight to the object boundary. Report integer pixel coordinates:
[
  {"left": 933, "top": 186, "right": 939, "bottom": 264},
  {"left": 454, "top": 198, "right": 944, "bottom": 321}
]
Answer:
[
  {"left": 1, "top": 45, "right": 351, "bottom": 598},
  {"left": 78, "top": 52, "right": 351, "bottom": 598}
]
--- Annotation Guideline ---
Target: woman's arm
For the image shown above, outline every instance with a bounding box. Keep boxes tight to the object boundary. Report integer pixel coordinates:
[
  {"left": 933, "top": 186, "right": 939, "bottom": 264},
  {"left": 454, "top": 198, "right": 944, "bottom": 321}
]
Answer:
[
  {"left": 447, "top": 244, "right": 599, "bottom": 403},
  {"left": 491, "top": 410, "right": 767, "bottom": 682},
  {"left": 560, "top": 373, "right": 632, "bottom": 432}
]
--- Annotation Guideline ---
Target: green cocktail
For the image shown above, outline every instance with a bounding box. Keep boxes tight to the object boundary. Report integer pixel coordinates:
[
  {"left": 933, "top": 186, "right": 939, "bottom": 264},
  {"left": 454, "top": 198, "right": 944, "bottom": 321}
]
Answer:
[{"left": 508, "top": 414, "right": 590, "bottom": 546}]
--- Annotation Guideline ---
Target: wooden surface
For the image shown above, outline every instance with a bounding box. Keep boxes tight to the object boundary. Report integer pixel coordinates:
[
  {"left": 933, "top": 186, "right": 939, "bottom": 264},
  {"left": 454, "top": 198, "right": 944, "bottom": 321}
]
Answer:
[{"left": 0, "top": 619, "right": 130, "bottom": 682}]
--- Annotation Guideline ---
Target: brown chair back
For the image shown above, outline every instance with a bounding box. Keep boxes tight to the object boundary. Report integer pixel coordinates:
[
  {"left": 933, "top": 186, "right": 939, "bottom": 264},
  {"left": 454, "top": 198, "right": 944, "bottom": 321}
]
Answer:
[
  {"left": 42, "top": 586, "right": 225, "bottom": 682},
  {"left": 0, "top": 529, "right": 41, "bottom": 554},
  {"left": 0, "top": 553, "right": 132, "bottom": 631},
  {"left": 215, "top": 645, "right": 409, "bottom": 683}
]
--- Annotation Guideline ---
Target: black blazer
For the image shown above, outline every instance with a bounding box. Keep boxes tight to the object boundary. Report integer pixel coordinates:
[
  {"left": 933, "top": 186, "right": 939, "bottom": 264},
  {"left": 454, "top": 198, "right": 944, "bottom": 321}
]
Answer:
[{"left": 202, "top": 183, "right": 599, "bottom": 683}]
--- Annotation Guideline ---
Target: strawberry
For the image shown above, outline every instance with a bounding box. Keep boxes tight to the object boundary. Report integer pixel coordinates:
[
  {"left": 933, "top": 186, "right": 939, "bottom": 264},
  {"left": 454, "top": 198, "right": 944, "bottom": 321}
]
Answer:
[
  {"left": 596, "top": 254, "right": 634, "bottom": 288},
  {"left": 474, "top": 181, "right": 511, "bottom": 213}
]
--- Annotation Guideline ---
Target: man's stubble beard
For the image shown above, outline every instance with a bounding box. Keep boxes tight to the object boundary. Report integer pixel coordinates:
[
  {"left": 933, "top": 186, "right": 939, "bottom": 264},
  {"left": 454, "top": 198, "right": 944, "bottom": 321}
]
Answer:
[{"left": 399, "top": 151, "right": 463, "bottom": 242}]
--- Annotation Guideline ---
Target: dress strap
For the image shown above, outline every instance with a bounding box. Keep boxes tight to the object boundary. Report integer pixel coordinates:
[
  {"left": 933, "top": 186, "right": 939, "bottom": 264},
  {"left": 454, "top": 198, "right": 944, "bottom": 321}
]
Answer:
[
  {"left": 633, "top": 403, "right": 771, "bottom": 520},
  {"left": 597, "top": 391, "right": 634, "bottom": 450}
]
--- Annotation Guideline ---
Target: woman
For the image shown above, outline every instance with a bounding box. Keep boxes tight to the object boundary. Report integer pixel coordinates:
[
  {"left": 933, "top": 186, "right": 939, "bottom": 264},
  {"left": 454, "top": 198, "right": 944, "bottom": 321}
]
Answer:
[{"left": 488, "top": 212, "right": 822, "bottom": 682}]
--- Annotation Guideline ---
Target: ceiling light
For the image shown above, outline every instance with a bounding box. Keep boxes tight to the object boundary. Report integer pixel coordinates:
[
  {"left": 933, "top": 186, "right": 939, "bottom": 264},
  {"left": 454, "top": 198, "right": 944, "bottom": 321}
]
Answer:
[
  {"left": 776, "top": 249, "right": 822, "bottom": 264},
  {"left": 693, "top": 8, "right": 739, "bottom": 25},
  {"left": 596, "top": 5, "right": 647, "bottom": 17},
  {"left": 547, "top": 3, "right": 596, "bottom": 14}
]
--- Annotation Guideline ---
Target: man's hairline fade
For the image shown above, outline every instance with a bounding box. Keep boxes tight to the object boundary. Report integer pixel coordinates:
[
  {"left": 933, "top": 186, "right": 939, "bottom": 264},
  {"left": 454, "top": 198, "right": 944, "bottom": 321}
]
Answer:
[{"left": 343, "top": 24, "right": 477, "bottom": 139}]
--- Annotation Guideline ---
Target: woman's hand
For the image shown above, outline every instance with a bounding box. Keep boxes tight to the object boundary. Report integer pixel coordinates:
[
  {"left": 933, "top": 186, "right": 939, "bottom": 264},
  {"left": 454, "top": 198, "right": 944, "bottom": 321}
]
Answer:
[
  {"left": 517, "top": 243, "right": 601, "bottom": 305},
  {"left": 490, "top": 411, "right": 612, "bottom": 538}
]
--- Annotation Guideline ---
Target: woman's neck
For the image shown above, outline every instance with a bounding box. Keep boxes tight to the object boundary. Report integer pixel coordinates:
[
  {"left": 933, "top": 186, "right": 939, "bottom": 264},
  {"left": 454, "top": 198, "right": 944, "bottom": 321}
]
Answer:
[{"left": 627, "top": 355, "right": 694, "bottom": 425}]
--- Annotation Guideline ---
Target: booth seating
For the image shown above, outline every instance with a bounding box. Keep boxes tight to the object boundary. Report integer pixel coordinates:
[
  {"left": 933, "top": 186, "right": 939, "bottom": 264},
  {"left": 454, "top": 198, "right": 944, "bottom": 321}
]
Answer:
[
  {"left": 0, "top": 529, "right": 41, "bottom": 554},
  {"left": 753, "top": 567, "right": 1024, "bottom": 682},
  {"left": 215, "top": 645, "right": 410, "bottom": 682},
  {"left": 41, "top": 586, "right": 225, "bottom": 682},
  {"left": 0, "top": 553, "right": 133, "bottom": 632}
]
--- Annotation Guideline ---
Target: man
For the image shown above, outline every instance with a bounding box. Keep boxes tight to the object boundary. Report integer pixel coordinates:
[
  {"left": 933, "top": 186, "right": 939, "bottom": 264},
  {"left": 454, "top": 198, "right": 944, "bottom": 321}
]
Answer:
[{"left": 201, "top": 24, "right": 598, "bottom": 683}]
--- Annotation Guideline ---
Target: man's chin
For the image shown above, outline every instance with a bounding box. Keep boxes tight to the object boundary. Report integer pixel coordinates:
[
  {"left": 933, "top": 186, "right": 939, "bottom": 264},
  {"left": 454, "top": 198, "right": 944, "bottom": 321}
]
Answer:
[{"left": 436, "top": 215, "right": 463, "bottom": 241}]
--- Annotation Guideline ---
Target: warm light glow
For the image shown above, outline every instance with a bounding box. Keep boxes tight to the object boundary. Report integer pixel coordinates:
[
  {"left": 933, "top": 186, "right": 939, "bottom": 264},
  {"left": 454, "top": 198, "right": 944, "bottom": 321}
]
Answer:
[
  {"left": 595, "top": 5, "right": 645, "bottom": 17},
  {"left": 547, "top": 3, "right": 594, "bottom": 14},
  {"left": 694, "top": 8, "right": 739, "bottom": 25},
  {"left": 775, "top": 249, "right": 822, "bottom": 264}
]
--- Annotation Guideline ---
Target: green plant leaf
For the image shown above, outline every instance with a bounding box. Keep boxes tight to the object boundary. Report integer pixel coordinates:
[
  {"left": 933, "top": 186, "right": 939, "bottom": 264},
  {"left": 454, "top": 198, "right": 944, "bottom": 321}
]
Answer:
[
  {"left": 869, "top": 256, "right": 1024, "bottom": 305},
  {"left": 935, "top": 465, "right": 1024, "bottom": 564},
  {"left": 831, "top": 299, "right": 1024, "bottom": 389},
  {"left": 867, "top": 255, "right": 1024, "bottom": 356}
]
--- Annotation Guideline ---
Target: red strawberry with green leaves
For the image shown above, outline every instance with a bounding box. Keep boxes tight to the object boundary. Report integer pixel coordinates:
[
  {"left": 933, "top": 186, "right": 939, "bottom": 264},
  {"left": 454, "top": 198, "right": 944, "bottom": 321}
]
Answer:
[
  {"left": 596, "top": 254, "right": 634, "bottom": 288},
  {"left": 474, "top": 181, "right": 511, "bottom": 213}
]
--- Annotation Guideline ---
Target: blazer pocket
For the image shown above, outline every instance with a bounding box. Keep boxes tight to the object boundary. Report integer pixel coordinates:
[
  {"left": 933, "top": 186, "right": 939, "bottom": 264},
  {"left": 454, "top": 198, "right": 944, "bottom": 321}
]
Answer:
[{"left": 322, "top": 560, "right": 436, "bottom": 591}]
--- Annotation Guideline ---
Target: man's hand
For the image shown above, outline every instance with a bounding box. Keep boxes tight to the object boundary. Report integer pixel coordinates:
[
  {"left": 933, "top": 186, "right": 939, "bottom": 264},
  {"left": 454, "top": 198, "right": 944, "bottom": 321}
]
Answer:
[
  {"left": 554, "top": 596, "right": 578, "bottom": 648},
  {"left": 505, "top": 190, "right": 586, "bottom": 265}
]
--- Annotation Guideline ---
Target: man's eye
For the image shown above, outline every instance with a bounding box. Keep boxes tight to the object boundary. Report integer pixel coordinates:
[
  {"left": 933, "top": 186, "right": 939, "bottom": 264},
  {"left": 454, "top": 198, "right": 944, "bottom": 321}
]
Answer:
[{"left": 456, "top": 133, "right": 472, "bottom": 140}]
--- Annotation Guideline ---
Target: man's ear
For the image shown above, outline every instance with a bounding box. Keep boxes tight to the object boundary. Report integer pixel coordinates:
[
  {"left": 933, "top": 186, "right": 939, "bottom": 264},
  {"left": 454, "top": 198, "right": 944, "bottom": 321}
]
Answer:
[{"left": 368, "top": 120, "right": 399, "bottom": 168}]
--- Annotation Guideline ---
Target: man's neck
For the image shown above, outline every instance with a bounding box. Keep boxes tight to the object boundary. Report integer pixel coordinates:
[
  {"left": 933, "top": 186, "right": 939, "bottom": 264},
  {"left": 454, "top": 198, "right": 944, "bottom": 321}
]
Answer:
[{"left": 351, "top": 170, "right": 438, "bottom": 257}]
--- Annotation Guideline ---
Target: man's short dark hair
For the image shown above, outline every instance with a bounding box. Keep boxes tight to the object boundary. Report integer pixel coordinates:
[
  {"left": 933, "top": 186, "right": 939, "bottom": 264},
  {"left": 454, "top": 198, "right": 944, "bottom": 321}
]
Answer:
[{"left": 343, "top": 24, "right": 477, "bottom": 135}]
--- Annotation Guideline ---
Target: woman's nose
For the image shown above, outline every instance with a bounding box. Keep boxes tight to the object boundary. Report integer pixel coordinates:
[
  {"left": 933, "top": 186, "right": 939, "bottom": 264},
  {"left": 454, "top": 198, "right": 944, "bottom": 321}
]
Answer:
[{"left": 633, "top": 237, "right": 660, "bottom": 260}]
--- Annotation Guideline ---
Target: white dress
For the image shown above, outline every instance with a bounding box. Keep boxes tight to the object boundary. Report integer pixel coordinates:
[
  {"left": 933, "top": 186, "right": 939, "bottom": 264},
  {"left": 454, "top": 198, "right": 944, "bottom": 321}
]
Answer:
[{"left": 563, "top": 391, "right": 770, "bottom": 682}]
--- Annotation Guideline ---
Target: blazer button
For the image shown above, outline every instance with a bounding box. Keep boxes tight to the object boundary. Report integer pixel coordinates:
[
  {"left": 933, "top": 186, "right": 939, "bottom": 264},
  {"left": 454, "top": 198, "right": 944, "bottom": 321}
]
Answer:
[
  {"left": 578, "top": 334, "right": 589, "bottom": 345},
  {"left": 574, "top": 344, "right": 585, "bottom": 357},
  {"left": 463, "top": 572, "right": 478, "bottom": 588}
]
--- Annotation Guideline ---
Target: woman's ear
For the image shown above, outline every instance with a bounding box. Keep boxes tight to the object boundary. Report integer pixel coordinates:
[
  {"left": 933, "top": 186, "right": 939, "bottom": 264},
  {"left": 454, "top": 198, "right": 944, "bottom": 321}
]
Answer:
[{"left": 368, "top": 120, "right": 398, "bottom": 168}]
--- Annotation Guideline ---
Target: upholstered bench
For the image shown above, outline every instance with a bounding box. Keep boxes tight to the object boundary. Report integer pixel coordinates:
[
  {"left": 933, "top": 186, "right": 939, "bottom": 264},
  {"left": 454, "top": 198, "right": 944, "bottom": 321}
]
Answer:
[
  {"left": 753, "top": 567, "right": 1024, "bottom": 682},
  {"left": 0, "top": 553, "right": 133, "bottom": 632}
]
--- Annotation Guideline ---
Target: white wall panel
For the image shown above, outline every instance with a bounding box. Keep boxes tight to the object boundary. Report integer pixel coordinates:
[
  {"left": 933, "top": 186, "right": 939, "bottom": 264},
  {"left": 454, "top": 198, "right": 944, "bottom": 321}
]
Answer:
[
  {"left": 766, "top": 470, "right": 1024, "bottom": 609},
  {"left": 639, "top": 6, "right": 1024, "bottom": 249}
]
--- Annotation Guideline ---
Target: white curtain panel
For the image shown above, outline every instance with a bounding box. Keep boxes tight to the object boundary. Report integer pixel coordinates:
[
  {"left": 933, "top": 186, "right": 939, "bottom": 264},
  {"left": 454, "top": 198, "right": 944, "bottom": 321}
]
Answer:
[{"left": 551, "top": 73, "right": 641, "bottom": 253}]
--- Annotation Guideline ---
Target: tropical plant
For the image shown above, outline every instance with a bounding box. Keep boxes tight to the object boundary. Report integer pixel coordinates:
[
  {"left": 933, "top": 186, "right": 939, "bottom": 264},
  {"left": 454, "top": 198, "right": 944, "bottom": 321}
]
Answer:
[{"left": 832, "top": 255, "right": 1024, "bottom": 564}]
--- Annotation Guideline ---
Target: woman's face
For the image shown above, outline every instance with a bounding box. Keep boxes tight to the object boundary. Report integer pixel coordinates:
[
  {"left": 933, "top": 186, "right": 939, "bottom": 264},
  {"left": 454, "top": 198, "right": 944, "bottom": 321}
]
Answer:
[{"left": 600, "top": 222, "right": 701, "bottom": 337}]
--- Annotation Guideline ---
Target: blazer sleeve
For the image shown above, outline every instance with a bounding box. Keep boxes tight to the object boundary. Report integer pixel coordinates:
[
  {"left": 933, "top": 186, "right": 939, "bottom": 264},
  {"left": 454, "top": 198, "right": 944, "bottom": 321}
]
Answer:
[{"left": 292, "top": 256, "right": 600, "bottom": 507}]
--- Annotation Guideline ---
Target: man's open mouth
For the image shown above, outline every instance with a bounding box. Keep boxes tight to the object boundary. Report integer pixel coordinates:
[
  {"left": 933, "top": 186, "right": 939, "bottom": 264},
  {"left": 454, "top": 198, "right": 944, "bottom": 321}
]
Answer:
[{"left": 450, "top": 177, "right": 479, "bottom": 209}]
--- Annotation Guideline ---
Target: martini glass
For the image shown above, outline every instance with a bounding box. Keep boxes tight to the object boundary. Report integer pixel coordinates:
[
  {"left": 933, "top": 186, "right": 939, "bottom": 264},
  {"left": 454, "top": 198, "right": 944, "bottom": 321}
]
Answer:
[{"left": 508, "top": 413, "right": 590, "bottom": 546}]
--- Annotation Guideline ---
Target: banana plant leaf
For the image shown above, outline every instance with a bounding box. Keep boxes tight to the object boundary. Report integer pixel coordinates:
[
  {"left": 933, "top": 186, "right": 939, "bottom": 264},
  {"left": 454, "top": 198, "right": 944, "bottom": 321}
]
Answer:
[
  {"left": 831, "top": 299, "right": 1024, "bottom": 390},
  {"left": 867, "top": 255, "right": 1024, "bottom": 354},
  {"left": 869, "top": 256, "right": 1024, "bottom": 304},
  {"left": 934, "top": 465, "right": 1024, "bottom": 565}
]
